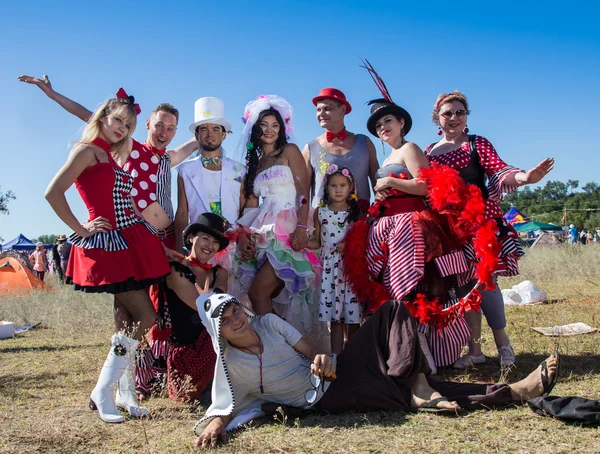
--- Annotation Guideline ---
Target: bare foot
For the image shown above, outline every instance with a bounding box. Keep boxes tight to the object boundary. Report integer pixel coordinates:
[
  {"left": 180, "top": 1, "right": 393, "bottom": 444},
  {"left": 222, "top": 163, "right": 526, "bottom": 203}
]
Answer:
[
  {"left": 410, "top": 373, "right": 461, "bottom": 411},
  {"left": 509, "top": 354, "right": 557, "bottom": 401}
]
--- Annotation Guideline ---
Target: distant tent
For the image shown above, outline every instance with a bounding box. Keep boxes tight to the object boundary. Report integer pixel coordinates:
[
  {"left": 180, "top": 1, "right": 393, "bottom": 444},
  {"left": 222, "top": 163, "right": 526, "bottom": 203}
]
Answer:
[
  {"left": 531, "top": 232, "right": 565, "bottom": 248},
  {"left": 514, "top": 221, "right": 563, "bottom": 233},
  {"left": 504, "top": 206, "right": 531, "bottom": 227},
  {"left": 1, "top": 234, "right": 51, "bottom": 251},
  {"left": 0, "top": 256, "right": 46, "bottom": 293}
]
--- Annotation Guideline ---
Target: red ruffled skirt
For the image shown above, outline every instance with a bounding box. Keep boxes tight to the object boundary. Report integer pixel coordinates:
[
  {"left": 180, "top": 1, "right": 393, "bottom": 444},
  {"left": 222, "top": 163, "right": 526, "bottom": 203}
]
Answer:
[
  {"left": 167, "top": 330, "right": 216, "bottom": 402},
  {"left": 65, "top": 222, "right": 170, "bottom": 293}
]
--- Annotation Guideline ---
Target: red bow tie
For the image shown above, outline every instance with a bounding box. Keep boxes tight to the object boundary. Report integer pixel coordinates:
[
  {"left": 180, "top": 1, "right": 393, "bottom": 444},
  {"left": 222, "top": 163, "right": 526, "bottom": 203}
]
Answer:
[
  {"left": 187, "top": 256, "right": 213, "bottom": 270},
  {"left": 326, "top": 129, "right": 347, "bottom": 142}
]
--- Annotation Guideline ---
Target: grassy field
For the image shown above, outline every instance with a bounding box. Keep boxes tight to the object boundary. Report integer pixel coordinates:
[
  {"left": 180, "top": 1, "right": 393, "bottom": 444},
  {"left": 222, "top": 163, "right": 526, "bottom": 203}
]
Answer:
[{"left": 1, "top": 245, "right": 600, "bottom": 453}]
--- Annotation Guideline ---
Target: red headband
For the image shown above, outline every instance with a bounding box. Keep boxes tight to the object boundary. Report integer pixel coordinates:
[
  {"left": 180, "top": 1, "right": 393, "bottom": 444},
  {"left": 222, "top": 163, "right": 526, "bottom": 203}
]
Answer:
[
  {"left": 434, "top": 93, "right": 453, "bottom": 111},
  {"left": 116, "top": 88, "right": 141, "bottom": 115}
]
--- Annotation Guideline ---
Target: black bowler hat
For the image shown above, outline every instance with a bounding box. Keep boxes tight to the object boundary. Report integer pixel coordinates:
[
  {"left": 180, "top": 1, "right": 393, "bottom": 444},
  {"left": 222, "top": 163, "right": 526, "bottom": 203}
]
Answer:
[
  {"left": 366, "top": 98, "right": 413, "bottom": 137},
  {"left": 182, "top": 213, "right": 229, "bottom": 251}
]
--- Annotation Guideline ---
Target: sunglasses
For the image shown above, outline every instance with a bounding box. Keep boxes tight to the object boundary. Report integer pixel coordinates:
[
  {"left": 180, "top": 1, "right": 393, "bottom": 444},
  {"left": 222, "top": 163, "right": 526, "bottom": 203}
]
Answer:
[
  {"left": 439, "top": 109, "right": 468, "bottom": 119},
  {"left": 304, "top": 374, "right": 326, "bottom": 404}
]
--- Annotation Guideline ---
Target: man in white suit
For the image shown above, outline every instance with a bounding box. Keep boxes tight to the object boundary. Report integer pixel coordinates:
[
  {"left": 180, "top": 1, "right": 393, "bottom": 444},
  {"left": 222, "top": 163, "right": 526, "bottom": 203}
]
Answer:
[{"left": 175, "top": 97, "right": 246, "bottom": 252}]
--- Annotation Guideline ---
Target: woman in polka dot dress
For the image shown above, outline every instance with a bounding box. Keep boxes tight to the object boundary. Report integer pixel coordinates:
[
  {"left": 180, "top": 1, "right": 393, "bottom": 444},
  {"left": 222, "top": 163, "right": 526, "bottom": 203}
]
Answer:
[
  {"left": 45, "top": 95, "right": 170, "bottom": 423},
  {"left": 427, "top": 91, "right": 554, "bottom": 369}
]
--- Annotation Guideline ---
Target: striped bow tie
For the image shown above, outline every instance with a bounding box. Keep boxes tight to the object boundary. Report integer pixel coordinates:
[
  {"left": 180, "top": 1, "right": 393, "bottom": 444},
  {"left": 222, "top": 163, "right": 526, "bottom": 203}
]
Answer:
[{"left": 201, "top": 154, "right": 223, "bottom": 167}]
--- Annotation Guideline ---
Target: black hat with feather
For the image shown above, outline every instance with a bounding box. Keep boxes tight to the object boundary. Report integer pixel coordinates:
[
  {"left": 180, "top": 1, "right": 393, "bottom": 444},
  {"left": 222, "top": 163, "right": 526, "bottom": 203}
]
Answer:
[{"left": 361, "top": 59, "right": 413, "bottom": 137}]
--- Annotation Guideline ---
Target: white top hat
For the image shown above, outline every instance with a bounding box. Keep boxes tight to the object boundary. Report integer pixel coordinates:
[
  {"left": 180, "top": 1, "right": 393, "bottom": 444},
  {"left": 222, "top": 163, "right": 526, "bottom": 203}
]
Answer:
[{"left": 189, "top": 97, "right": 232, "bottom": 133}]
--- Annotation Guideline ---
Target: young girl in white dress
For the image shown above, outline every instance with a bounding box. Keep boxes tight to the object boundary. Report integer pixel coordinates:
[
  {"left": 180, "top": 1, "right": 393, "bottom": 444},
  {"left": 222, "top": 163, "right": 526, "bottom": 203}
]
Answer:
[{"left": 309, "top": 165, "right": 363, "bottom": 355}]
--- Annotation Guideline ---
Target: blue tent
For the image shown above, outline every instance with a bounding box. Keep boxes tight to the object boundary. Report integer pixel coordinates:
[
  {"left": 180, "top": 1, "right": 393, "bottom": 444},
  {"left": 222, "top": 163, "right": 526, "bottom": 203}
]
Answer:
[
  {"left": 1, "top": 234, "right": 51, "bottom": 251},
  {"left": 504, "top": 206, "right": 531, "bottom": 227}
]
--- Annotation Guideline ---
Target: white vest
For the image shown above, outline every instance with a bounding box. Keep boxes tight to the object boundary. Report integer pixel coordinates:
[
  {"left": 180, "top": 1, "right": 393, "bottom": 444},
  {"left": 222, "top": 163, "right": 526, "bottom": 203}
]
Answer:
[{"left": 178, "top": 156, "right": 245, "bottom": 226}]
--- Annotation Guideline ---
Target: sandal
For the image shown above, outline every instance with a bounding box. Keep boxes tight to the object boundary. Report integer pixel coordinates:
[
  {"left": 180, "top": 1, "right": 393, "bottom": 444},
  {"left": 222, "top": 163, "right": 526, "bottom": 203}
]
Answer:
[
  {"left": 541, "top": 347, "right": 560, "bottom": 397},
  {"left": 413, "top": 397, "right": 460, "bottom": 414}
]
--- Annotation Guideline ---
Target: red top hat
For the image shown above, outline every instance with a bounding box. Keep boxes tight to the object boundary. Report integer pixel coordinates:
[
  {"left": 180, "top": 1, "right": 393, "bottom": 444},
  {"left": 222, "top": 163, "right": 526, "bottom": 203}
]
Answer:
[{"left": 312, "top": 88, "right": 352, "bottom": 114}]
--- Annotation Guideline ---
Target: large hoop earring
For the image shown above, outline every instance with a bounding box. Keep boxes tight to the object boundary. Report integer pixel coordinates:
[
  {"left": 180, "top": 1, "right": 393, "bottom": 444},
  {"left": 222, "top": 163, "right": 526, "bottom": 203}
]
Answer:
[{"left": 463, "top": 125, "right": 470, "bottom": 134}]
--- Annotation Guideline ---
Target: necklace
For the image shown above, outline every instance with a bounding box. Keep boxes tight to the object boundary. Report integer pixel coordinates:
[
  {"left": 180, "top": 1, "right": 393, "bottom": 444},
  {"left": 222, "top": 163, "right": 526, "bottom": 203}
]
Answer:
[
  {"left": 236, "top": 332, "right": 265, "bottom": 394},
  {"left": 201, "top": 154, "right": 223, "bottom": 168}
]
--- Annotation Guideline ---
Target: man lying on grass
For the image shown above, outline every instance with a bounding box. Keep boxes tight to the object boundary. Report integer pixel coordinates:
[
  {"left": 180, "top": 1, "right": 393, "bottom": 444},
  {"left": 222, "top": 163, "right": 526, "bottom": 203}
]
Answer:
[{"left": 193, "top": 293, "right": 559, "bottom": 449}]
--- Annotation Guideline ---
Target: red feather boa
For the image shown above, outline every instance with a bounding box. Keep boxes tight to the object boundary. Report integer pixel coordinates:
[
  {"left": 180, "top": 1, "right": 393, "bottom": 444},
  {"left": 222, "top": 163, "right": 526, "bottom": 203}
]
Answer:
[{"left": 343, "top": 163, "right": 500, "bottom": 328}]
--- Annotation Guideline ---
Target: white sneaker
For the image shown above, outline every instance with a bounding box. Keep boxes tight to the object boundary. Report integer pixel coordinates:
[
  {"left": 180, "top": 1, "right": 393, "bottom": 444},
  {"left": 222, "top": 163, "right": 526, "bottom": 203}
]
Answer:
[
  {"left": 498, "top": 345, "right": 515, "bottom": 367},
  {"left": 452, "top": 353, "right": 486, "bottom": 370}
]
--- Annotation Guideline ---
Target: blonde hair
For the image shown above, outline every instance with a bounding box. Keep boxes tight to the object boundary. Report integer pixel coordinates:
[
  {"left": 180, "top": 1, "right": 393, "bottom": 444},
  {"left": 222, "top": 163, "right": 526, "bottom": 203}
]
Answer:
[
  {"left": 80, "top": 98, "right": 137, "bottom": 164},
  {"left": 431, "top": 91, "right": 470, "bottom": 124}
]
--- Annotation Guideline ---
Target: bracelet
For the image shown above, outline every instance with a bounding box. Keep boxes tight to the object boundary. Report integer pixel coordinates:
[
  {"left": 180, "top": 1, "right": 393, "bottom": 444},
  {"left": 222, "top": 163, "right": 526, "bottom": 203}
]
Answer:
[{"left": 296, "top": 224, "right": 308, "bottom": 229}]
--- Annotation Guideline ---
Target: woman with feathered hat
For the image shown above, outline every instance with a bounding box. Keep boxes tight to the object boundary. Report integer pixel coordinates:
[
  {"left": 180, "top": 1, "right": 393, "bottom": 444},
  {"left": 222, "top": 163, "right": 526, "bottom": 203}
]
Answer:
[{"left": 343, "top": 61, "right": 486, "bottom": 371}]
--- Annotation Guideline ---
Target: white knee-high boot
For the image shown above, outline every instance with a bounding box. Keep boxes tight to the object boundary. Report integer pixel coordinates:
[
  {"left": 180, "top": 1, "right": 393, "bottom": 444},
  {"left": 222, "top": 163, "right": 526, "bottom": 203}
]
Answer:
[
  {"left": 115, "top": 338, "right": 148, "bottom": 417},
  {"left": 89, "top": 333, "right": 133, "bottom": 423}
]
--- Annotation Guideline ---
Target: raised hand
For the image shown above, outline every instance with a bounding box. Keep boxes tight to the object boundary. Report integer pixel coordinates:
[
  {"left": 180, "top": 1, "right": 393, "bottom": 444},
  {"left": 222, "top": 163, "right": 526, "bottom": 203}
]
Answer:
[
  {"left": 519, "top": 158, "right": 555, "bottom": 185},
  {"left": 194, "top": 274, "right": 213, "bottom": 297},
  {"left": 18, "top": 74, "right": 54, "bottom": 97}
]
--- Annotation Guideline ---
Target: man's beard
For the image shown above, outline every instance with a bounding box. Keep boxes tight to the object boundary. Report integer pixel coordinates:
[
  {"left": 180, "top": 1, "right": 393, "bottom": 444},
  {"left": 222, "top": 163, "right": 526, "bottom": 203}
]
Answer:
[{"left": 201, "top": 142, "right": 221, "bottom": 152}]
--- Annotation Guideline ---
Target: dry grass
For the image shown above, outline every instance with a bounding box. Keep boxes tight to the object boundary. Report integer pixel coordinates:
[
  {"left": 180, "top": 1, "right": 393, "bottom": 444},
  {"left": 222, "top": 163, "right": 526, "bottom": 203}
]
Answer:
[{"left": 1, "top": 247, "right": 600, "bottom": 453}]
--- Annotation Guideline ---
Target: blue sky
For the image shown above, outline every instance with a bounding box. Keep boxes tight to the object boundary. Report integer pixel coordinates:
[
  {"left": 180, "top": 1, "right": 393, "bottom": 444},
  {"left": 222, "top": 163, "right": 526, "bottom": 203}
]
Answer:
[{"left": 1, "top": 1, "right": 598, "bottom": 242}]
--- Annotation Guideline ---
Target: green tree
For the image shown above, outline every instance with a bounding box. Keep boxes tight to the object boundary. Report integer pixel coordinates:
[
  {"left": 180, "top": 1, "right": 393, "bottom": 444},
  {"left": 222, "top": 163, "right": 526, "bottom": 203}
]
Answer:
[
  {"left": 0, "top": 186, "right": 16, "bottom": 242},
  {"left": 502, "top": 179, "right": 600, "bottom": 229},
  {"left": 0, "top": 186, "right": 15, "bottom": 215},
  {"left": 33, "top": 234, "right": 58, "bottom": 245}
]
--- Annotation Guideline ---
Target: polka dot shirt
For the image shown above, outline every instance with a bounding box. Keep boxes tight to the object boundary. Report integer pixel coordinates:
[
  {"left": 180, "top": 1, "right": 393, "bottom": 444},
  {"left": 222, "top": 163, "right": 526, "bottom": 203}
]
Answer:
[{"left": 123, "top": 139, "right": 173, "bottom": 219}]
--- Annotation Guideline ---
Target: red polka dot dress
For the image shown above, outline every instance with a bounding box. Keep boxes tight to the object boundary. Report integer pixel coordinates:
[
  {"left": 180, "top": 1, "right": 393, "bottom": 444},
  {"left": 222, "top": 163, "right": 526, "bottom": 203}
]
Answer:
[
  {"left": 426, "top": 135, "right": 525, "bottom": 276},
  {"left": 65, "top": 138, "right": 170, "bottom": 293}
]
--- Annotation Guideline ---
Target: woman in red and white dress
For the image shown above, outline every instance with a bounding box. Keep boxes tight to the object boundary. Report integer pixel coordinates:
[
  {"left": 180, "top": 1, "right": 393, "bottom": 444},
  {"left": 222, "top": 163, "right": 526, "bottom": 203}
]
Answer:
[
  {"left": 426, "top": 91, "right": 554, "bottom": 368},
  {"left": 351, "top": 97, "right": 473, "bottom": 371},
  {"left": 45, "top": 95, "right": 170, "bottom": 423}
]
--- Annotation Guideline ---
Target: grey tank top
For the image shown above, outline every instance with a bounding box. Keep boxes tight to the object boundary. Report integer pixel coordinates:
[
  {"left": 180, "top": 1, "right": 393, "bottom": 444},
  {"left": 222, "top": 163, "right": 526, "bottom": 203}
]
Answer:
[
  {"left": 308, "top": 134, "right": 371, "bottom": 207},
  {"left": 375, "top": 163, "right": 413, "bottom": 180}
]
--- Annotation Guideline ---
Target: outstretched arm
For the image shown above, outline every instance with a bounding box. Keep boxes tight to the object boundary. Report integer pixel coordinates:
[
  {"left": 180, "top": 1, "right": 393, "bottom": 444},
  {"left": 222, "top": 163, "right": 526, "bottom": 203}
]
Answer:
[
  {"left": 18, "top": 74, "right": 92, "bottom": 122},
  {"left": 168, "top": 138, "right": 200, "bottom": 167},
  {"left": 507, "top": 158, "right": 555, "bottom": 186}
]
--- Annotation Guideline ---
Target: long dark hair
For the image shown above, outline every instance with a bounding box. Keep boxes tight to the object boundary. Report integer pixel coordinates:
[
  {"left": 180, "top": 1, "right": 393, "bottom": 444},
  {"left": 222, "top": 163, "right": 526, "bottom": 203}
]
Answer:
[
  {"left": 321, "top": 166, "right": 360, "bottom": 223},
  {"left": 243, "top": 108, "right": 288, "bottom": 200}
]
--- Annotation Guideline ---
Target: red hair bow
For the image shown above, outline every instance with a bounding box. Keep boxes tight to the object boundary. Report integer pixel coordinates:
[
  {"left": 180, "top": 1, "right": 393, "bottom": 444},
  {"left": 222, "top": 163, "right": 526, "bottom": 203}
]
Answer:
[{"left": 115, "top": 88, "right": 141, "bottom": 115}]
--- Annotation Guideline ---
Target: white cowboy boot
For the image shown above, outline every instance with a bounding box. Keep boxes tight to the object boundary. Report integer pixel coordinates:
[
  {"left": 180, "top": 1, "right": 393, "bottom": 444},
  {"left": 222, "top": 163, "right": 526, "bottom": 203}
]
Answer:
[
  {"left": 115, "top": 337, "right": 149, "bottom": 418},
  {"left": 89, "top": 333, "right": 130, "bottom": 423}
]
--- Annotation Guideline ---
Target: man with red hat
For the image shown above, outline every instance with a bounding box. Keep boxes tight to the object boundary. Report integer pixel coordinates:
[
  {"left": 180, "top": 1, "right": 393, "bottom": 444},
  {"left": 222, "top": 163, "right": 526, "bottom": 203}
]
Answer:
[{"left": 302, "top": 88, "right": 379, "bottom": 213}]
